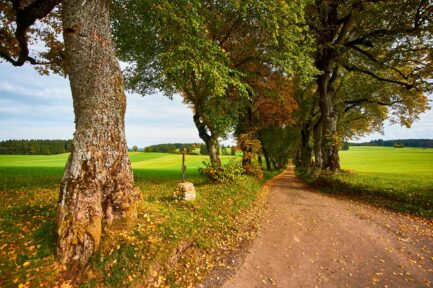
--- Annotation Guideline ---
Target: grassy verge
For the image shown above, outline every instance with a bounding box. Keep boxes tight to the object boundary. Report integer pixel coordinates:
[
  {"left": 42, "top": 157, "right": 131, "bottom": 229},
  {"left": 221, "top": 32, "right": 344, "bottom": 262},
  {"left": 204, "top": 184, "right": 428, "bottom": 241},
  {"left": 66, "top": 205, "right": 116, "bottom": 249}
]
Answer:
[
  {"left": 0, "top": 154, "right": 268, "bottom": 287},
  {"left": 297, "top": 147, "right": 433, "bottom": 219},
  {"left": 304, "top": 171, "right": 433, "bottom": 218}
]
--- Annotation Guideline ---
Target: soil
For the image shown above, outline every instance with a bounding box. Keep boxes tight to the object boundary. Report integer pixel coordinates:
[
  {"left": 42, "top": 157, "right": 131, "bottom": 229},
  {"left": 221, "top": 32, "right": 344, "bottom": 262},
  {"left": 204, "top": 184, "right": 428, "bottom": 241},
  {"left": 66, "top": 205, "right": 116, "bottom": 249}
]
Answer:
[{"left": 213, "top": 166, "right": 433, "bottom": 287}]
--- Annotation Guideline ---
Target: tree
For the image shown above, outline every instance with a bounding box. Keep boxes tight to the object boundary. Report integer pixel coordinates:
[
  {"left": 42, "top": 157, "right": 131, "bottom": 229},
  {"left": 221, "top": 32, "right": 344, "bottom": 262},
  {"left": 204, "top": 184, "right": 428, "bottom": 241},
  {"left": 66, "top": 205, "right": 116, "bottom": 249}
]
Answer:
[
  {"left": 200, "top": 144, "right": 209, "bottom": 156},
  {"left": 112, "top": 0, "right": 314, "bottom": 168},
  {"left": 0, "top": 0, "right": 63, "bottom": 69},
  {"left": 234, "top": 63, "right": 301, "bottom": 173},
  {"left": 341, "top": 142, "right": 349, "bottom": 151},
  {"left": 336, "top": 72, "right": 428, "bottom": 142},
  {"left": 132, "top": 145, "right": 138, "bottom": 152},
  {"left": 259, "top": 126, "right": 299, "bottom": 171},
  {"left": 57, "top": 0, "right": 141, "bottom": 277},
  {"left": 1, "top": 0, "right": 140, "bottom": 279},
  {"left": 302, "top": 0, "right": 433, "bottom": 172}
]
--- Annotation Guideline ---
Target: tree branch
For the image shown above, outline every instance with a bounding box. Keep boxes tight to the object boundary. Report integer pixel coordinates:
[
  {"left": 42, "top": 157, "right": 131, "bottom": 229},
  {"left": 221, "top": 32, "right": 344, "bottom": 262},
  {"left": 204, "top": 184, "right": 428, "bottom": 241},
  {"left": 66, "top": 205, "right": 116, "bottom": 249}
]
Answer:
[
  {"left": 0, "top": 0, "right": 63, "bottom": 66},
  {"left": 344, "top": 98, "right": 403, "bottom": 113},
  {"left": 342, "top": 63, "right": 415, "bottom": 90},
  {"left": 347, "top": 44, "right": 412, "bottom": 80}
]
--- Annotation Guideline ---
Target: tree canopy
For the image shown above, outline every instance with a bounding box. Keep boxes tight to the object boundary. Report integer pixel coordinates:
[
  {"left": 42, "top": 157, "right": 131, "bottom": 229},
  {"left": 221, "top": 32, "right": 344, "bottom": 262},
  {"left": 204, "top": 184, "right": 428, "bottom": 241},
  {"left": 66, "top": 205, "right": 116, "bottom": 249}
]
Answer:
[
  {"left": 296, "top": 0, "right": 433, "bottom": 172},
  {"left": 112, "top": 0, "right": 315, "bottom": 166}
]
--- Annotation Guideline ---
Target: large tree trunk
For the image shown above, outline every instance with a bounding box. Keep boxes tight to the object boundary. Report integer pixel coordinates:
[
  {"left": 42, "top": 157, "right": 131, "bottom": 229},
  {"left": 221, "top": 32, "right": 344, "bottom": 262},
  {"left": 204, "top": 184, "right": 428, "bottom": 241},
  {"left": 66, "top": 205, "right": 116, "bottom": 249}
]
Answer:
[
  {"left": 57, "top": 0, "right": 140, "bottom": 277},
  {"left": 193, "top": 112, "right": 221, "bottom": 166},
  {"left": 271, "top": 159, "right": 278, "bottom": 170},
  {"left": 313, "top": 118, "right": 323, "bottom": 168},
  {"left": 262, "top": 146, "right": 272, "bottom": 171},
  {"left": 318, "top": 72, "right": 340, "bottom": 172},
  {"left": 314, "top": 2, "right": 346, "bottom": 173},
  {"left": 238, "top": 133, "right": 262, "bottom": 178},
  {"left": 257, "top": 153, "right": 263, "bottom": 166},
  {"left": 298, "top": 124, "right": 313, "bottom": 169},
  {"left": 208, "top": 135, "right": 221, "bottom": 167}
]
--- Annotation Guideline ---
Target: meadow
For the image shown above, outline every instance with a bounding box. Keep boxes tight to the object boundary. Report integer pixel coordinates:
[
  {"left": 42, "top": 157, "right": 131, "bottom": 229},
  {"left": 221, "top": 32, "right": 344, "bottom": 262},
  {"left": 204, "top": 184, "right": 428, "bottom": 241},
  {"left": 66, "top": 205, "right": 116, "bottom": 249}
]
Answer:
[
  {"left": 320, "top": 146, "right": 433, "bottom": 217},
  {"left": 0, "top": 152, "right": 272, "bottom": 287},
  {"left": 2, "top": 147, "right": 432, "bottom": 286}
]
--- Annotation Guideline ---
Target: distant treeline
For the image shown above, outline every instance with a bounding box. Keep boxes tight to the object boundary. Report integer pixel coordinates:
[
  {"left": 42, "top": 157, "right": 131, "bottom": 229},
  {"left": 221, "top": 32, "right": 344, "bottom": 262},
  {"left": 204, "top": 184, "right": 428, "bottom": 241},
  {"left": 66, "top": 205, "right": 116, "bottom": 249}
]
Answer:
[
  {"left": 0, "top": 139, "right": 73, "bottom": 155},
  {"left": 144, "top": 143, "right": 202, "bottom": 154},
  {"left": 349, "top": 139, "right": 433, "bottom": 148},
  {"left": 143, "top": 143, "right": 236, "bottom": 155}
]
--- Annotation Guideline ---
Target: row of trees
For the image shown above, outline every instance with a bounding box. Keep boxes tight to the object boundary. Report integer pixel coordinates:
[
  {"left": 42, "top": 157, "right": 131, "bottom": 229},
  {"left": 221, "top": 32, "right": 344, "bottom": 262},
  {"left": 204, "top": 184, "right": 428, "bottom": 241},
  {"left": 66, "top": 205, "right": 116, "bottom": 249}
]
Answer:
[
  {"left": 294, "top": 0, "right": 432, "bottom": 173},
  {"left": 350, "top": 139, "right": 433, "bottom": 148},
  {"left": 1, "top": 0, "right": 431, "bottom": 282},
  {"left": 112, "top": 0, "right": 314, "bottom": 176},
  {"left": 142, "top": 143, "right": 236, "bottom": 156},
  {"left": 0, "top": 139, "right": 73, "bottom": 155},
  {"left": 143, "top": 143, "right": 200, "bottom": 153},
  {"left": 114, "top": 0, "right": 432, "bottom": 176}
]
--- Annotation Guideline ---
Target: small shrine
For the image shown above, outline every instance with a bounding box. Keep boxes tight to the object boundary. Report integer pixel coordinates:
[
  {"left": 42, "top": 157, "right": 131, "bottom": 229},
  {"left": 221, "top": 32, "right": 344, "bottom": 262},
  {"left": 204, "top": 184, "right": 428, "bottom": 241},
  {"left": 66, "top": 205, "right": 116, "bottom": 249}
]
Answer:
[{"left": 174, "top": 148, "right": 196, "bottom": 201}]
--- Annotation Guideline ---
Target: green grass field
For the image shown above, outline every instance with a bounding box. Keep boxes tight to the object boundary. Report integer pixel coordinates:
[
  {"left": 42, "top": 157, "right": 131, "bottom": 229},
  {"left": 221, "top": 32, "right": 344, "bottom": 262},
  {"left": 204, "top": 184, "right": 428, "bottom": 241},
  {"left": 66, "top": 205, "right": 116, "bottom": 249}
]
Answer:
[
  {"left": 2, "top": 147, "right": 431, "bottom": 286},
  {"left": 321, "top": 146, "right": 433, "bottom": 217},
  {"left": 0, "top": 152, "right": 223, "bottom": 171},
  {"left": 340, "top": 146, "right": 433, "bottom": 175},
  {"left": 0, "top": 152, "right": 268, "bottom": 287}
]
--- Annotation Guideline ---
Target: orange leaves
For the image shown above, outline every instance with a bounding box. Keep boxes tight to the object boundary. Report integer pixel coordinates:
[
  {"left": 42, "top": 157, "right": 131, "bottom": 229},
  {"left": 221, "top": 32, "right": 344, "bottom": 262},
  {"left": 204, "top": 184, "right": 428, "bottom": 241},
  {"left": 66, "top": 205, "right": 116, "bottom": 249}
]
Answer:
[{"left": 240, "top": 62, "right": 298, "bottom": 129}]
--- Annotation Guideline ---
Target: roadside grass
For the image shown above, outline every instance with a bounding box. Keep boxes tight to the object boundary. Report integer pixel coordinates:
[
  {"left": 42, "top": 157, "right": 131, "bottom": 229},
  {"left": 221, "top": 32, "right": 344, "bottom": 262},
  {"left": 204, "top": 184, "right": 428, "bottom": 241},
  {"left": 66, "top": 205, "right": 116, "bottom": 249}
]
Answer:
[
  {"left": 0, "top": 152, "right": 267, "bottom": 287},
  {"left": 302, "top": 147, "right": 433, "bottom": 218}
]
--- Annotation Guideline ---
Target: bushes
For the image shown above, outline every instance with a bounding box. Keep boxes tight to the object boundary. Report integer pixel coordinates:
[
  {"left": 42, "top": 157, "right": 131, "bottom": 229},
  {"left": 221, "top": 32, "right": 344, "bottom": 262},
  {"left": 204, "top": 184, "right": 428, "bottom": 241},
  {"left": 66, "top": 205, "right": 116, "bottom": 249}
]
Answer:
[
  {"left": 243, "top": 162, "right": 264, "bottom": 179},
  {"left": 341, "top": 142, "right": 350, "bottom": 151},
  {"left": 199, "top": 144, "right": 209, "bottom": 155},
  {"left": 199, "top": 159, "right": 245, "bottom": 183}
]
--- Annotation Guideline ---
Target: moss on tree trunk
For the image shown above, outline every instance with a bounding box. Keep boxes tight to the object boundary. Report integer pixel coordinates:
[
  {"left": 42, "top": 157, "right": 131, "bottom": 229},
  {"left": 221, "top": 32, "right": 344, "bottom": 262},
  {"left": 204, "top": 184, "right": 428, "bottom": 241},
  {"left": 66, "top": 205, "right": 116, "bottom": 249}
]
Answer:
[{"left": 56, "top": 0, "right": 140, "bottom": 279}]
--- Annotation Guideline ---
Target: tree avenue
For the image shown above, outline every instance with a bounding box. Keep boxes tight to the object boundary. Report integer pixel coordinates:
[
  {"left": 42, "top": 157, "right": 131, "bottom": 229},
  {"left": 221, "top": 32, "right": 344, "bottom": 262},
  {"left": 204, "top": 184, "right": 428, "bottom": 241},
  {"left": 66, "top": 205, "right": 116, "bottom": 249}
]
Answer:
[
  {"left": 112, "top": 0, "right": 314, "bottom": 170},
  {"left": 1, "top": 0, "right": 432, "bottom": 284},
  {"left": 1, "top": 0, "right": 140, "bottom": 280},
  {"left": 296, "top": 0, "right": 433, "bottom": 173}
]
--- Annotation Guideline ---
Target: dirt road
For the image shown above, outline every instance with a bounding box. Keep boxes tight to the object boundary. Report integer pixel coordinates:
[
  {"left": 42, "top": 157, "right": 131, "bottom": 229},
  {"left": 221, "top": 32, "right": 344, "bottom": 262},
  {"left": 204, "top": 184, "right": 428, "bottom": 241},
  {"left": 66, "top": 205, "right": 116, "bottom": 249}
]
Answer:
[{"left": 222, "top": 167, "right": 433, "bottom": 287}]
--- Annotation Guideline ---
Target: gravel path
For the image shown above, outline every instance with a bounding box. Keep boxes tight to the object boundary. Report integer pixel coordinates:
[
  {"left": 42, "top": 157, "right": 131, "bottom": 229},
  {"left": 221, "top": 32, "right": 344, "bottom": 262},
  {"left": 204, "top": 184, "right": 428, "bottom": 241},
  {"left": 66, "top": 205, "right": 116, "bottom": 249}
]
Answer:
[{"left": 222, "top": 166, "right": 433, "bottom": 287}]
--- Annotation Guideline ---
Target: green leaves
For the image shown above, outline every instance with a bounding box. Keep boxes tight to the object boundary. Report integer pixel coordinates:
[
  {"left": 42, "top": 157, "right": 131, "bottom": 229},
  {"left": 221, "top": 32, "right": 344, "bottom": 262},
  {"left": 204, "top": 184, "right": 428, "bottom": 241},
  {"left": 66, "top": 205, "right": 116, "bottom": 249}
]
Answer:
[{"left": 112, "top": 0, "right": 315, "bottom": 142}]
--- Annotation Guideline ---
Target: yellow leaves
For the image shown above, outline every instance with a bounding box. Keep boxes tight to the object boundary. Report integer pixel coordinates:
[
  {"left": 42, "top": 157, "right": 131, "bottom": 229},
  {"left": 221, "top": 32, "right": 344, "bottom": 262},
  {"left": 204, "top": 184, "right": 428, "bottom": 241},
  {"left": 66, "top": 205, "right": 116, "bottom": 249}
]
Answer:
[
  {"left": 147, "top": 236, "right": 160, "bottom": 244},
  {"left": 148, "top": 271, "right": 166, "bottom": 287},
  {"left": 22, "top": 261, "right": 31, "bottom": 267},
  {"left": 18, "top": 282, "right": 30, "bottom": 288}
]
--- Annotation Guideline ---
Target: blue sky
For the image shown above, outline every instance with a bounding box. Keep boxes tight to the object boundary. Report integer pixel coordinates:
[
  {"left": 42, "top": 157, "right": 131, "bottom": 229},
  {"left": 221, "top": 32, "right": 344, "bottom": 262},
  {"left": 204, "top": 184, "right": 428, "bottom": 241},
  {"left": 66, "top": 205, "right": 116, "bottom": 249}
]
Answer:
[{"left": 0, "top": 62, "right": 432, "bottom": 147}]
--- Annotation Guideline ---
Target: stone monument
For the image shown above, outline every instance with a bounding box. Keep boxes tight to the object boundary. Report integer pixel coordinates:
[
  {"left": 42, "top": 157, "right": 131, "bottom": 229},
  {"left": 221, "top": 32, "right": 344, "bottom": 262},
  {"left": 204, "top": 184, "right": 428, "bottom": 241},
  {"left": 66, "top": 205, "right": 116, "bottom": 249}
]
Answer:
[{"left": 174, "top": 148, "right": 196, "bottom": 201}]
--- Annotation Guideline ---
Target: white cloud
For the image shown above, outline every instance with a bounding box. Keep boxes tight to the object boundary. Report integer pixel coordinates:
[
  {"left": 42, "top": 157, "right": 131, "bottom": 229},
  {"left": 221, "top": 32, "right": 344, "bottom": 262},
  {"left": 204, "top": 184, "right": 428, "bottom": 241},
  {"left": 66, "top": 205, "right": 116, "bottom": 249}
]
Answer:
[
  {"left": 0, "top": 62, "right": 201, "bottom": 146},
  {"left": 1, "top": 62, "right": 432, "bottom": 147},
  {"left": 357, "top": 109, "right": 433, "bottom": 141}
]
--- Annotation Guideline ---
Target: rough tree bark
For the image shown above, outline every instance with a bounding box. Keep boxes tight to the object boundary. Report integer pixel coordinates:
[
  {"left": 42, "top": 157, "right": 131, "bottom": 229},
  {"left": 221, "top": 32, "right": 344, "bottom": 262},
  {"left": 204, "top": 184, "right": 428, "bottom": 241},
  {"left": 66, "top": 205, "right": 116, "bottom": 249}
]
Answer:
[
  {"left": 298, "top": 123, "right": 313, "bottom": 169},
  {"left": 193, "top": 112, "right": 221, "bottom": 166},
  {"left": 262, "top": 146, "right": 272, "bottom": 172},
  {"left": 313, "top": 117, "right": 323, "bottom": 168},
  {"left": 318, "top": 73, "right": 340, "bottom": 172},
  {"left": 208, "top": 135, "right": 221, "bottom": 166},
  {"left": 313, "top": 0, "right": 357, "bottom": 172},
  {"left": 56, "top": 0, "right": 140, "bottom": 276},
  {"left": 238, "top": 133, "right": 262, "bottom": 178},
  {"left": 257, "top": 154, "right": 263, "bottom": 166}
]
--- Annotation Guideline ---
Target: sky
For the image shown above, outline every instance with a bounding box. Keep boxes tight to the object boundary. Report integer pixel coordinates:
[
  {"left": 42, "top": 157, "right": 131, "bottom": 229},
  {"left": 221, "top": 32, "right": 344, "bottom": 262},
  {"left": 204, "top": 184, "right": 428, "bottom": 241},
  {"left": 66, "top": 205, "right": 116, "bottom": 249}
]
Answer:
[{"left": 0, "top": 62, "right": 432, "bottom": 147}]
